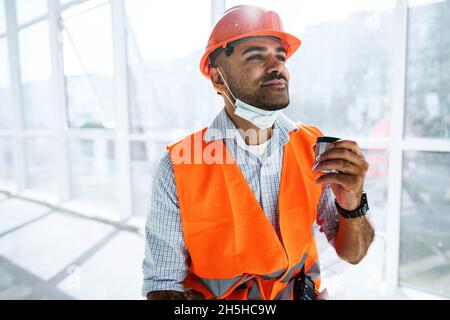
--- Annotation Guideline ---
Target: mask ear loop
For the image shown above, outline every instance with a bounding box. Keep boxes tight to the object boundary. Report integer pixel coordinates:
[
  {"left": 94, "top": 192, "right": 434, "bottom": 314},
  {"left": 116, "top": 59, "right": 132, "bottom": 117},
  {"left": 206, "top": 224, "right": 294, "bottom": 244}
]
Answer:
[{"left": 216, "top": 67, "right": 238, "bottom": 109}]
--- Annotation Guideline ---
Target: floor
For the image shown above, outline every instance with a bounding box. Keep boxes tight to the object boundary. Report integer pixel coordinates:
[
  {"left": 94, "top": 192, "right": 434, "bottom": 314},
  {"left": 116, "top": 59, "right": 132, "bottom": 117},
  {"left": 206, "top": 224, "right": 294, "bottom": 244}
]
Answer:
[
  {"left": 0, "top": 193, "right": 145, "bottom": 300},
  {"left": 0, "top": 192, "right": 410, "bottom": 300}
]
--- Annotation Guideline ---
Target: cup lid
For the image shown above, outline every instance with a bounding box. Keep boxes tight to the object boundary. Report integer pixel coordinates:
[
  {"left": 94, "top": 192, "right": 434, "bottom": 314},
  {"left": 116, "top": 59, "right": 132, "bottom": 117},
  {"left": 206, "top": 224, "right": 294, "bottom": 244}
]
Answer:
[{"left": 317, "top": 136, "right": 340, "bottom": 143}]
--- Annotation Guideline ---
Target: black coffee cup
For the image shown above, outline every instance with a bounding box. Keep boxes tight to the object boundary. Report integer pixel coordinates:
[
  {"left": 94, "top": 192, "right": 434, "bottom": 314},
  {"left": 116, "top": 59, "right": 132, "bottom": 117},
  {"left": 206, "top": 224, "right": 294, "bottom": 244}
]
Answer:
[{"left": 314, "top": 136, "right": 340, "bottom": 173}]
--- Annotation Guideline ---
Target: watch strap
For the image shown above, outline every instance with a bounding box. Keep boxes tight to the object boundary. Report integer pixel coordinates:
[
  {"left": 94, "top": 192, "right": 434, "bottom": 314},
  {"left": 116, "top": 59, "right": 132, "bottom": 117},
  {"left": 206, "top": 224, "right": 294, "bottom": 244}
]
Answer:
[{"left": 335, "top": 192, "right": 369, "bottom": 219}]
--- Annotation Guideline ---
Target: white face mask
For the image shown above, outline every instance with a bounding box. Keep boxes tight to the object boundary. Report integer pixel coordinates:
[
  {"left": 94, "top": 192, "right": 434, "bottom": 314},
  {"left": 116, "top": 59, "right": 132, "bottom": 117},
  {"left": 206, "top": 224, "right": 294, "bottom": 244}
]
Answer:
[{"left": 217, "top": 68, "right": 282, "bottom": 129}]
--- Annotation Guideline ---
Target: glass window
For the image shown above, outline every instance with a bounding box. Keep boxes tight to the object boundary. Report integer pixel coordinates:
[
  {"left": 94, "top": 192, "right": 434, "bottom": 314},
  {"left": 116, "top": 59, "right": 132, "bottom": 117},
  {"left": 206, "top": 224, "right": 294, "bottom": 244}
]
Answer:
[
  {"left": 400, "top": 151, "right": 450, "bottom": 297},
  {"left": 0, "top": 0, "right": 6, "bottom": 34},
  {"left": 68, "top": 139, "right": 117, "bottom": 214},
  {"left": 405, "top": 0, "right": 450, "bottom": 139},
  {"left": 130, "top": 141, "right": 168, "bottom": 216},
  {"left": 125, "top": 0, "right": 221, "bottom": 134},
  {"left": 25, "top": 138, "right": 57, "bottom": 194},
  {"left": 225, "top": 0, "right": 396, "bottom": 138},
  {"left": 364, "top": 149, "right": 389, "bottom": 232},
  {"left": 0, "top": 37, "right": 11, "bottom": 130},
  {"left": 18, "top": 21, "right": 53, "bottom": 130},
  {"left": 62, "top": 1, "right": 115, "bottom": 129},
  {"left": 15, "top": 0, "right": 48, "bottom": 26},
  {"left": 0, "top": 138, "right": 14, "bottom": 187}
]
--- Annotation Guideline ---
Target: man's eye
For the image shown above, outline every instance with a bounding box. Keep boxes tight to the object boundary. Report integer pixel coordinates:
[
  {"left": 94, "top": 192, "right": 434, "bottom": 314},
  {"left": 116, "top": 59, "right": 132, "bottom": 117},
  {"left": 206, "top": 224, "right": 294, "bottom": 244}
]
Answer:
[
  {"left": 247, "top": 55, "right": 264, "bottom": 61},
  {"left": 277, "top": 55, "right": 286, "bottom": 62}
]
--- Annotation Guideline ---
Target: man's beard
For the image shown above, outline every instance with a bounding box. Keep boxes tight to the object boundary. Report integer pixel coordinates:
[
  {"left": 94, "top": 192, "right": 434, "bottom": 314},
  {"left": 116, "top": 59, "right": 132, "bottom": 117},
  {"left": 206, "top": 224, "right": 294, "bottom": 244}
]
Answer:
[{"left": 228, "top": 73, "right": 290, "bottom": 111}]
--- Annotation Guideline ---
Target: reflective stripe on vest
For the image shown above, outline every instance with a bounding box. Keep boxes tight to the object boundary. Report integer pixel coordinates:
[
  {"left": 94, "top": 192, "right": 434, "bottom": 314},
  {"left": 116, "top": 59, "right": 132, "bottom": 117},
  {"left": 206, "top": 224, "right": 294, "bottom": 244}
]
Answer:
[
  {"left": 168, "top": 124, "right": 324, "bottom": 299},
  {"left": 196, "top": 252, "right": 320, "bottom": 299}
]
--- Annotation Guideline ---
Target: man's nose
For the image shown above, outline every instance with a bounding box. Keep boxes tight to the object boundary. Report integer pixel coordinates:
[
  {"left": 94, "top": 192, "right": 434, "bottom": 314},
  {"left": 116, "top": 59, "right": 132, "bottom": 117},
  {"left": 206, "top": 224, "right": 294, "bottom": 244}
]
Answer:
[{"left": 265, "top": 55, "right": 285, "bottom": 76}]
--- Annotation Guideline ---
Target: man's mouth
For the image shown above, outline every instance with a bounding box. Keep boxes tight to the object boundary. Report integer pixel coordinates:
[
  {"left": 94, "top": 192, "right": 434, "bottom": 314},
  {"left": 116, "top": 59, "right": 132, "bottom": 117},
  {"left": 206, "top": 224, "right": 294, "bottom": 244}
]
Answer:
[{"left": 261, "top": 79, "right": 287, "bottom": 88}]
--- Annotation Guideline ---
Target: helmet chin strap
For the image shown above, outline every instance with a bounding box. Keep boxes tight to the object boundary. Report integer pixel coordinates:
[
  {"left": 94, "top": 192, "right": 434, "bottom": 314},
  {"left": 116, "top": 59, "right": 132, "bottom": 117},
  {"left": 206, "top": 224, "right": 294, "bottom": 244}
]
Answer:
[{"left": 216, "top": 67, "right": 238, "bottom": 109}]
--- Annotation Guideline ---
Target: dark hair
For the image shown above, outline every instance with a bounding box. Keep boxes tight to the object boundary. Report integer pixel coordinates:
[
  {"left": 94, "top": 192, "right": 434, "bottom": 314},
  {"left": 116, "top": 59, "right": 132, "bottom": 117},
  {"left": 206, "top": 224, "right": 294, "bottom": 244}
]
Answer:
[{"left": 208, "top": 47, "right": 225, "bottom": 68}]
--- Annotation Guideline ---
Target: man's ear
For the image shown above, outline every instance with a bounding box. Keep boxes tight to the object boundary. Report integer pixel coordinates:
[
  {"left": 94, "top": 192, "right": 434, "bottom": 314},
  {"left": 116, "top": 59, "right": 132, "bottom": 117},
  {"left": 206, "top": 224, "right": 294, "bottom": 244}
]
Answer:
[{"left": 210, "top": 67, "right": 225, "bottom": 92}]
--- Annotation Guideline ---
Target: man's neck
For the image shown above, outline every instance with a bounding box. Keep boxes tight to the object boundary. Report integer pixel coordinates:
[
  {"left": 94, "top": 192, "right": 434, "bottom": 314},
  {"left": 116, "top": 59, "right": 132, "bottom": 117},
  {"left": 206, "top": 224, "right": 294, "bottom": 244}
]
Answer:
[{"left": 224, "top": 104, "right": 272, "bottom": 145}]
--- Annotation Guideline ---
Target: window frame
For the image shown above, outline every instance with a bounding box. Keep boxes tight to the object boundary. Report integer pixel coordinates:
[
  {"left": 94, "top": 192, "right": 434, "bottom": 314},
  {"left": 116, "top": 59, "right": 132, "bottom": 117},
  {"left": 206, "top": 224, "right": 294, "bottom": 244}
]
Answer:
[{"left": 1, "top": 0, "right": 449, "bottom": 299}]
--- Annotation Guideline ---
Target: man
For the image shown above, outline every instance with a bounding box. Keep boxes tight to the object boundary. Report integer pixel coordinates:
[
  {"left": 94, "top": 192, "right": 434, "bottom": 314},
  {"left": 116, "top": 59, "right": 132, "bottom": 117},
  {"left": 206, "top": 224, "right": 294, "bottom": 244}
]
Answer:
[{"left": 143, "top": 5, "right": 374, "bottom": 300}]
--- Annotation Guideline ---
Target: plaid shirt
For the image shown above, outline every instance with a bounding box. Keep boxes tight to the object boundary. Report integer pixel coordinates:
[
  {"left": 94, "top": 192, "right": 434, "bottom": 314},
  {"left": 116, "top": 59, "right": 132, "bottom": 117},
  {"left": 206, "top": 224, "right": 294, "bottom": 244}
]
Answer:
[{"left": 142, "top": 108, "right": 340, "bottom": 295}]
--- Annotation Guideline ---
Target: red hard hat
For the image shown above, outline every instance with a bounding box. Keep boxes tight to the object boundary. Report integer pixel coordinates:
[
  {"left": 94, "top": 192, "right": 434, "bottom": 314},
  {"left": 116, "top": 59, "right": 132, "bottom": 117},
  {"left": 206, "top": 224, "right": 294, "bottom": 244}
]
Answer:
[{"left": 200, "top": 5, "right": 301, "bottom": 78}]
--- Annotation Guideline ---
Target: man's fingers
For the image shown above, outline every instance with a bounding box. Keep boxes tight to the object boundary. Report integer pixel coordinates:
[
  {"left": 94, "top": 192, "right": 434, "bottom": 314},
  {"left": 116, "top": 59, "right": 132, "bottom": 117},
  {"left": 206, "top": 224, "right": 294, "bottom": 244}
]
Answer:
[
  {"left": 315, "top": 172, "right": 363, "bottom": 191},
  {"left": 313, "top": 159, "right": 359, "bottom": 175},
  {"left": 317, "top": 148, "right": 365, "bottom": 169},
  {"left": 185, "top": 290, "right": 206, "bottom": 300},
  {"left": 330, "top": 140, "right": 364, "bottom": 158}
]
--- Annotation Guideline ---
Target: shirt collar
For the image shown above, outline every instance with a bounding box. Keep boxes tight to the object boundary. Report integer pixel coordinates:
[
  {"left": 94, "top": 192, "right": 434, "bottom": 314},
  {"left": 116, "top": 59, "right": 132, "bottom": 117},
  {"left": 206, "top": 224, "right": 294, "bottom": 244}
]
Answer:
[
  {"left": 204, "top": 107, "right": 299, "bottom": 145},
  {"left": 275, "top": 111, "right": 299, "bottom": 145},
  {"left": 204, "top": 108, "right": 237, "bottom": 143}
]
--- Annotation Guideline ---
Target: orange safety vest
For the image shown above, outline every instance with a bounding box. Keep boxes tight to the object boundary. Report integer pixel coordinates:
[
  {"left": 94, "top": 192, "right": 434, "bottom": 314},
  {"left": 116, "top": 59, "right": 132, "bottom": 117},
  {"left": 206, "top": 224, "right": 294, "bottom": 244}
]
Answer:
[{"left": 167, "top": 124, "right": 323, "bottom": 300}]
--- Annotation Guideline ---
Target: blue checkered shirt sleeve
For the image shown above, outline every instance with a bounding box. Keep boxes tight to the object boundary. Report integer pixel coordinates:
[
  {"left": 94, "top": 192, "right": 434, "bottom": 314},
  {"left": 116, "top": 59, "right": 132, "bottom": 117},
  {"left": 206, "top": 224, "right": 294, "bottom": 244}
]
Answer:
[{"left": 142, "top": 150, "right": 188, "bottom": 295}]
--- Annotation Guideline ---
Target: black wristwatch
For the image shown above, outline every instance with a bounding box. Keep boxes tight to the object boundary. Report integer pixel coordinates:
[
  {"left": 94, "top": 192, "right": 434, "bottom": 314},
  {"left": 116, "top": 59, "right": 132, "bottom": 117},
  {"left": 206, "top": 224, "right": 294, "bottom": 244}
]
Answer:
[{"left": 335, "top": 192, "right": 369, "bottom": 219}]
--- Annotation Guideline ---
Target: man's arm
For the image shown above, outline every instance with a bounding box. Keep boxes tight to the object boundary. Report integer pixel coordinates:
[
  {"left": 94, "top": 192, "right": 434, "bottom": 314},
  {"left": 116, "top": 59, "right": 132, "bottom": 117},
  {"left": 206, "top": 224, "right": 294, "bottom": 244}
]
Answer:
[
  {"left": 313, "top": 140, "right": 374, "bottom": 264},
  {"left": 142, "top": 151, "right": 191, "bottom": 299},
  {"left": 334, "top": 215, "right": 374, "bottom": 264}
]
